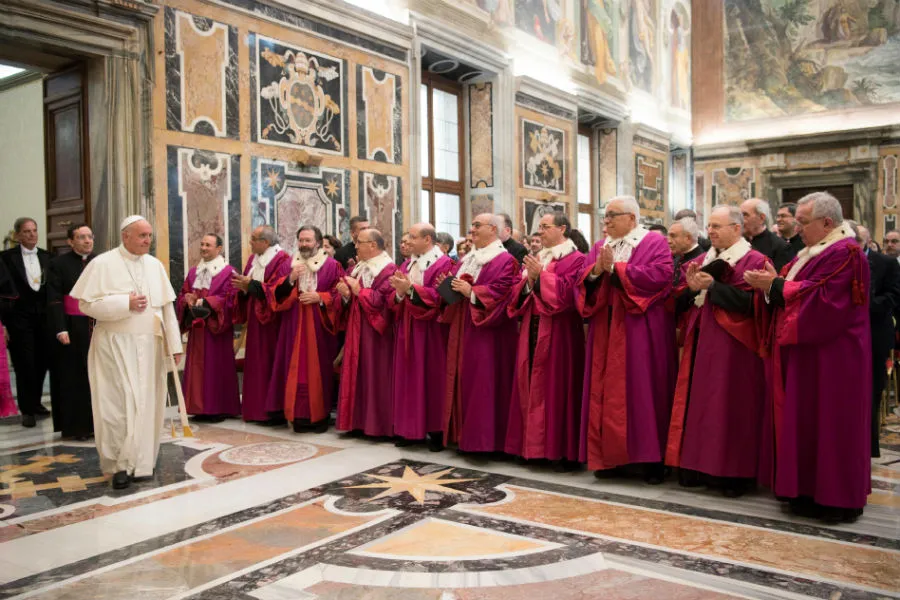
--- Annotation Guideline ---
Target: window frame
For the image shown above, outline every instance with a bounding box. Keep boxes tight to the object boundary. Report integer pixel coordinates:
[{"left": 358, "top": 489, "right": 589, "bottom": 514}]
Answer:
[
  {"left": 577, "top": 126, "right": 596, "bottom": 242},
  {"left": 420, "top": 72, "right": 466, "bottom": 237}
]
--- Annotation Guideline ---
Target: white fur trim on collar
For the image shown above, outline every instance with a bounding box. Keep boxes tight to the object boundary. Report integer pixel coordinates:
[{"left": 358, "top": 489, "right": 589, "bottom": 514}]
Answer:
[{"left": 538, "top": 238, "right": 577, "bottom": 266}]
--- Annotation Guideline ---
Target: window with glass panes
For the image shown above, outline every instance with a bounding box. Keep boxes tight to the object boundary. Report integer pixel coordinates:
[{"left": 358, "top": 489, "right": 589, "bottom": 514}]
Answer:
[
  {"left": 577, "top": 128, "right": 596, "bottom": 243},
  {"left": 420, "top": 74, "right": 465, "bottom": 237}
]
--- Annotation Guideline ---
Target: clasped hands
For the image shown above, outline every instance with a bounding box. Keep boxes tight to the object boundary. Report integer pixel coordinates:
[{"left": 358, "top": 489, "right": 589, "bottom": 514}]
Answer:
[
  {"left": 591, "top": 246, "right": 615, "bottom": 277},
  {"left": 390, "top": 271, "right": 412, "bottom": 297},
  {"left": 336, "top": 276, "right": 361, "bottom": 300},
  {"left": 743, "top": 262, "right": 779, "bottom": 293},
  {"left": 684, "top": 263, "right": 714, "bottom": 292},
  {"left": 522, "top": 254, "right": 543, "bottom": 283}
]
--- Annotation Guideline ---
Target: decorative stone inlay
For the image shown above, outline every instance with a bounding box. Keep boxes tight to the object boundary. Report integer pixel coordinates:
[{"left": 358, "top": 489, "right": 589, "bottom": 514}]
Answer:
[{"left": 218, "top": 441, "right": 319, "bottom": 466}]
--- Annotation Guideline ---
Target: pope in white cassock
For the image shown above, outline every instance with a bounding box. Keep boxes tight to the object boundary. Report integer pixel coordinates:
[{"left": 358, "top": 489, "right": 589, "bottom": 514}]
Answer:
[{"left": 70, "top": 215, "right": 183, "bottom": 490}]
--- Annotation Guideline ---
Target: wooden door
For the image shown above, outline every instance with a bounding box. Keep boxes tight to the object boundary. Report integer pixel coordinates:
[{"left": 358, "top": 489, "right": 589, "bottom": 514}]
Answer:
[
  {"left": 44, "top": 64, "right": 89, "bottom": 254},
  {"left": 782, "top": 185, "right": 854, "bottom": 219}
]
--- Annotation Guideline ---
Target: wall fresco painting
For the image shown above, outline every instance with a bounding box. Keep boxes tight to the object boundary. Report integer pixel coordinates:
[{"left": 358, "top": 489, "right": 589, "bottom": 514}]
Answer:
[
  {"left": 580, "top": 0, "right": 618, "bottom": 84},
  {"left": 629, "top": 0, "right": 658, "bottom": 93},
  {"left": 724, "top": 0, "right": 900, "bottom": 121},
  {"left": 669, "top": 2, "right": 690, "bottom": 110}
]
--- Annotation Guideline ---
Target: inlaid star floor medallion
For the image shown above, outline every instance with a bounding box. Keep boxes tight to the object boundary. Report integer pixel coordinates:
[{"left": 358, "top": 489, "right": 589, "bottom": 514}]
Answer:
[{"left": 345, "top": 466, "right": 480, "bottom": 504}]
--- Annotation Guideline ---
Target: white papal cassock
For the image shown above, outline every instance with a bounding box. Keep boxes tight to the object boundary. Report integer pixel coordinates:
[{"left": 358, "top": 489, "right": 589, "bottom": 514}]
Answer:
[{"left": 70, "top": 245, "right": 182, "bottom": 477}]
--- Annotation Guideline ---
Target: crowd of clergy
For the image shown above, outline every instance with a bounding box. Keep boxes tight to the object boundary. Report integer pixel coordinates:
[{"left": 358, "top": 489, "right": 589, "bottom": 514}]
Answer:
[{"left": 0, "top": 189, "right": 889, "bottom": 524}]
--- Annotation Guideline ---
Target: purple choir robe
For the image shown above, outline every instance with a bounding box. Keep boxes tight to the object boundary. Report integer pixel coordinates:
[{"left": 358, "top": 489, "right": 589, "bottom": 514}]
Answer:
[
  {"left": 233, "top": 250, "right": 291, "bottom": 422},
  {"left": 335, "top": 262, "right": 398, "bottom": 436},
  {"left": 441, "top": 253, "right": 520, "bottom": 451},
  {"left": 576, "top": 233, "right": 676, "bottom": 471},
  {"left": 270, "top": 256, "right": 342, "bottom": 424},
  {"left": 177, "top": 265, "right": 241, "bottom": 417},
  {"left": 763, "top": 236, "right": 871, "bottom": 509},
  {"left": 665, "top": 249, "right": 769, "bottom": 478},
  {"left": 392, "top": 254, "right": 453, "bottom": 440},
  {"left": 505, "top": 249, "right": 586, "bottom": 461}
]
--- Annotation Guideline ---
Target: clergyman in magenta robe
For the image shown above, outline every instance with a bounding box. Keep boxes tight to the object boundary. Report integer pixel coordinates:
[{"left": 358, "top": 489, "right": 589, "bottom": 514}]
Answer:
[
  {"left": 665, "top": 207, "right": 769, "bottom": 497},
  {"left": 177, "top": 236, "right": 240, "bottom": 420},
  {"left": 334, "top": 229, "right": 397, "bottom": 437},
  {"left": 390, "top": 223, "right": 453, "bottom": 448},
  {"left": 575, "top": 196, "right": 676, "bottom": 482},
  {"left": 271, "top": 226, "right": 341, "bottom": 433},
  {"left": 746, "top": 192, "right": 871, "bottom": 523},
  {"left": 505, "top": 214, "right": 585, "bottom": 466},
  {"left": 231, "top": 226, "right": 291, "bottom": 423},
  {"left": 441, "top": 215, "right": 519, "bottom": 454}
]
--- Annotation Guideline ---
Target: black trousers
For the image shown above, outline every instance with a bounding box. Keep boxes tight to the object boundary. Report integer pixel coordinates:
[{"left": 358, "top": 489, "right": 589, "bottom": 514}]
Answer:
[
  {"left": 872, "top": 346, "right": 890, "bottom": 458},
  {"left": 6, "top": 311, "right": 49, "bottom": 416}
]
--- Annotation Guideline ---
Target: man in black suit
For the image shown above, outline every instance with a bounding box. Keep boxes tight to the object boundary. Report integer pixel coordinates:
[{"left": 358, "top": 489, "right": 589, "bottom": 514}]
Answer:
[
  {"left": 740, "top": 198, "right": 795, "bottom": 272},
  {"left": 776, "top": 202, "right": 805, "bottom": 256},
  {"left": 0, "top": 217, "right": 51, "bottom": 428},
  {"left": 855, "top": 223, "right": 900, "bottom": 457},
  {"left": 667, "top": 217, "right": 704, "bottom": 286},
  {"left": 333, "top": 216, "right": 369, "bottom": 270},
  {"left": 674, "top": 208, "right": 711, "bottom": 251},
  {"left": 497, "top": 213, "right": 528, "bottom": 264}
]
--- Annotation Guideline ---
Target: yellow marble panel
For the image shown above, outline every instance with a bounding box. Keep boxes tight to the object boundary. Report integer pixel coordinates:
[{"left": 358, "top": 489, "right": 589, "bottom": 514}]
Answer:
[
  {"left": 362, "top": 67, "right": 397, "bottom": 163},
  {"left": 470, "top": 485, "right": 900, "bottom": 592},
  {"left": 359, "top": 518, "right": 550, "bottom": 559},
  {"left": 176, "top": 12, "right": 228, "bottom": 136}
]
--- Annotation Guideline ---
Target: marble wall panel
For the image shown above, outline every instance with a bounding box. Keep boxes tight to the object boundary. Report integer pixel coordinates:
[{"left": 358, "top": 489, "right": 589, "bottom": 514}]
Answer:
[
  {"left": 711, "top": 167, "right": 756, "bottom": 206},
  {"left": 164, "top": 8, "right": 239, "bottom": 139},
  {"left": 470, "top": 194, "right": 494, "bottom": 223},
  {"left": 599, "top": 128, "right": 617, "bottom": 203},
  {"left": 166, "top": 146, "right": 241, "bottom": 288},
  {"left": 250, "top": 156, "right": 349, "bottom": 248},
  {"left": 359, "top": 172, "right": 402, "bottom": 258},
  {"left": 882, "top": 154, "right": 898, "bottom": 210},
  {"left": 523, "top": 198, "right": 567, "bottom": 235},
  {"left": 521, "top": 119, "right": 567, "bottom": 194},
  {"left": 469, "top": 82, "right": 494, "bottom": 188},
  {"left": 695, "top": 172, "right": 706, "bottom": 225},
  {"left": 634, "top": 151, "right": 665, "bottom": 214},
  {"left": 356, "top": 66, "right": 402, "bottom": 164},
  {"left": 670, "top": 152, "right": 688, "bottom": 215},
  {"left": 250, "top": 33, "right": 348, "bottom": 155}
]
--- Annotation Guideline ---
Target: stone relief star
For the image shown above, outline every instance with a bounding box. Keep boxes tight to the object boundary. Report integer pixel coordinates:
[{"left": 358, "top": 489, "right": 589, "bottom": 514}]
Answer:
[{"left": 345, "top": 466, "right": 479, "bottom": 504}]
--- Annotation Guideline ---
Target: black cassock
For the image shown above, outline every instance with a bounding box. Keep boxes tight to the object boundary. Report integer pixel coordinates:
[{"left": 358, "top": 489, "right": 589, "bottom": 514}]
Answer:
[{"left": 47, "top": 250, "right": 95, "bottom": 438}]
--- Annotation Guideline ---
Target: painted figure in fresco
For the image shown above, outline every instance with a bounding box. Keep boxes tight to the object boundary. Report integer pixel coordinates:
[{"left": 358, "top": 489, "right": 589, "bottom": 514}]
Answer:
[
  {"left": 515, "top": 0, "right": 562, "bottom": 44},
  {"left": 629, "top": 0, "right": 655, "bottom": 91},
  {"left": 670, "top": 6, "right": 689, "bottom": 110},
  {"left": 580, "top": 0, "right": 617, "bottom": 84}
]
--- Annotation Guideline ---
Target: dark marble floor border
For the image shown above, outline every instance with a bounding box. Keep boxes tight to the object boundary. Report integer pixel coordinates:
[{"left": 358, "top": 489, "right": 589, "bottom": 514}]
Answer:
[{"left": 503, "top": 477, "right": 900, "bottom": 551}]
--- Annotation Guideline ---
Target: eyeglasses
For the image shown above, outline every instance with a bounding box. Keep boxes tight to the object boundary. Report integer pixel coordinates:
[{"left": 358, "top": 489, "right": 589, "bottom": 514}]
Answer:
[
  {"left": 537, "top": 223, "right": 558, "bottom": 231},
  {"left": 354, "top": 240, "right": 376, "bottom": 246},
  {"left": 707, "top": 223, "right": 739, "bottom": 231},
  {"left": 603, "top": 211, "right": 629, "bottom": 220},
  {"left": 471, "top": 222, "right": 494, "bottom": 230}
]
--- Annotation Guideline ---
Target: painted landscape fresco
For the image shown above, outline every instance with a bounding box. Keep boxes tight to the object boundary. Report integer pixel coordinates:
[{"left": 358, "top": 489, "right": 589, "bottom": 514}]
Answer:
[{"left": 725, "top": 0, "right": 900, "bottom": 120}]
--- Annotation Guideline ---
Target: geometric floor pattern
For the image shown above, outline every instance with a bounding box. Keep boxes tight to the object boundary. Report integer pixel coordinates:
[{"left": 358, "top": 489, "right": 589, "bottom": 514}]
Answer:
[{"left": 1, "top": 409, "right": 899, "bottom": 600}]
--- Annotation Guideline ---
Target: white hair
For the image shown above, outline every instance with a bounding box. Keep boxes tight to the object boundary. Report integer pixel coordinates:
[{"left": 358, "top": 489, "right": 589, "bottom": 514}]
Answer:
[
  {"left": 606, "top": 195, "right": 641, "bottom": 219},
  {"left": 674, "top": 217, "right": 699, "bottom": 241},
  {"left": 747, "top": 198, "right": 772, "bottom": 224},
  {"left": 712, "top": 204, "right": 743, "bottom": 227},
  {"left": 798, "top": 192, "right": 844, "bottom": 225},
  {"left": 487, "top": 214, "right": 505, "bottom": 231}
]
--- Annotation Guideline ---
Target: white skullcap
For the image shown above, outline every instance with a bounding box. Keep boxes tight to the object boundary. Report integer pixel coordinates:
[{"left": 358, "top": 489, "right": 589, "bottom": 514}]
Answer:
[{"left": 120, "top": 215, "right": 147, "bottom": 231}]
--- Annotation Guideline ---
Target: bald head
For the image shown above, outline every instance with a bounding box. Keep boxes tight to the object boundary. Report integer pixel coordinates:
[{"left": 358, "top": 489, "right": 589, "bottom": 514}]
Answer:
[{"left": 470, "top": 213, "right": 502, "bottom": 249}]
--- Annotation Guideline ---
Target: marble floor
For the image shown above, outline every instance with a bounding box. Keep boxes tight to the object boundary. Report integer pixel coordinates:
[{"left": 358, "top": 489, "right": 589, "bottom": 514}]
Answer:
[{"left": 1, "top": 407, "right": 898, "bottom": 600}]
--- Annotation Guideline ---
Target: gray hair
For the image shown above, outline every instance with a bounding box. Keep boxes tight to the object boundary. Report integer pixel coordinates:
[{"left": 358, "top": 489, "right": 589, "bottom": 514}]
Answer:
[
  {"left": 674, "top": 217, "right": 699, "bottom": 241},
  {"left": 747, "top": 198, "right": 772, "bottom": 224},
  {"left": 13, "top": 217, "right": 36, "bottom": 233},
  {"left": 258, "top": 225, "right": 277, "bottom": 245},
  {"left": 674, "top": 208, "right": 697, "bottom": 221},
  {"left": 435, "top": 232, "right": 454, "bottom": 248},
  {"left": 846, "top": 219, "right": 861, "bottom": 242},
  {"left": 713, "top": 204, "right": 744, "bottom": 226},
  {"left": 487, "top": 214, "right": 505, "bottom": 231},
  {"left": 798, "top": 191, "right": 844, "bottom": 225},
  {"left": 607, "top": 195, "right": 641, "bottom": 219}
]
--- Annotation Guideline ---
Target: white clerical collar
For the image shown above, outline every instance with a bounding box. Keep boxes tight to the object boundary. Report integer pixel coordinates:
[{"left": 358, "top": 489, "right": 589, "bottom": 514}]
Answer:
[
  {"left": 607, "top": 225, "right": 649, "bottom": 248},
  {"left": 254, "top": 244, "right": 282, "bottom": 267},
  {"left": 686, "top": 244, "right": 699, "bottom": 254},
  {"left": 292, "top": 248, "right": 328, "bottom": 273},
  {"left": 118, "top": 245, "right": 145, "bottom": 262},
  {"left": 352, "top": 251, "right": 393, "bottom": 279},
  {"left": 467, "top": 239, "right": 507, "bottom": 266},
  {"left": 702, "top": 237, "right": 751, "bottom": 268},
  {"left": 412, "top": 245, "right": 443, "bottom": 272},
  {"left": 538, "top": 238, "right": 577, "bottom": 266},
  {"left": 75, "top": 251, "right": 91, "bottom": 259},
  {"left": 786, "top": 223, "right": 854, "bottom": 281},
  {"left": 197, "top": 254, "right": 226, "bottom": 275},
  {"left": 21, "top": 245, "right": 37, "bottom": 256}
]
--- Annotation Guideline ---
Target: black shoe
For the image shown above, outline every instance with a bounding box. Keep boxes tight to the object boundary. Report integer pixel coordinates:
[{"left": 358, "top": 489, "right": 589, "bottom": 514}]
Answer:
[
  {"left": 311, "top": 420, "right": 329, "bottom": 434},
  {"left": 21, "top": 414, "right": 36, "bottom": 428},
  {"left": 394, "top": 437, "right": 419, "bottom": 447},
  {"left": 678, "top": 469, "right": 704, "bottom": 488},
  {"left": 34, "top": 405, "right": 51, "bottom": 416},
  {"left": 74, "top": 435, "right": 92, "bottom": 442},
  {"left": 819, "top": 506, "right": 863, "bottom": 524},
  {"left": 262, "top": 416, "right": 287, "bottom": 427},
  {"left": 427, "top": 433, "right": 444, "bottom": 452},
  {"left": 553, "top": 460, "right": 580, "bottom": 473},
  {"left": 594, "top": 467, "right": 622, "bottom": 479},
  {"left": 643, "top": 464, "right": 666, "bottom": 485},
  {"left": 207, "top": 415, "right": 226, "bottom": 423},
  {"left": 111, "top": 471, "right": 130, "bottom": 490}
]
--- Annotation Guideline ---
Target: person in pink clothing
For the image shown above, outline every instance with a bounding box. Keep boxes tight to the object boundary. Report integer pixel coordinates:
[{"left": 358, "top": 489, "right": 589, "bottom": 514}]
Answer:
[{"left": 0, "top": 260, "right": 17, "bottom": 417}]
